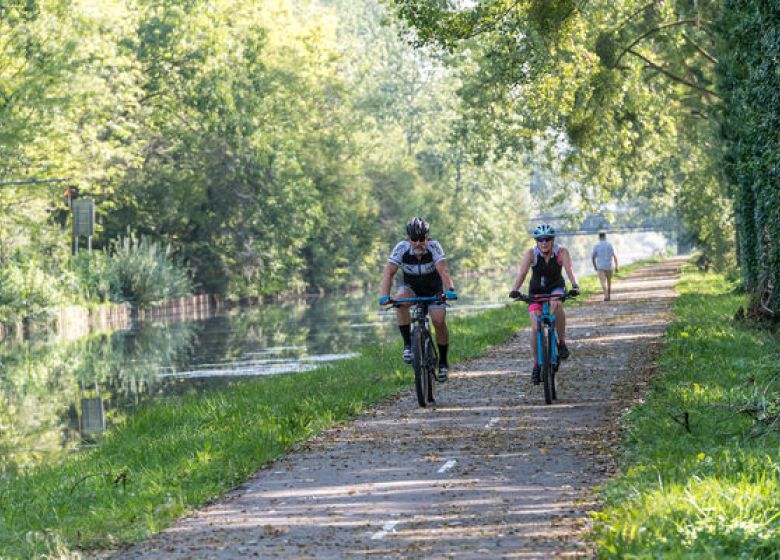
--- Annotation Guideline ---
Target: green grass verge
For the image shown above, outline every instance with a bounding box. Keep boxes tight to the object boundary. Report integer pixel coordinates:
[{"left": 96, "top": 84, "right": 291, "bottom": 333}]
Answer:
[
  {"left": 593, "top": 263, "right": 780, "bottom": 559},
  {"left": 0, "top": 258, "right": 660, "bottom": 558}
]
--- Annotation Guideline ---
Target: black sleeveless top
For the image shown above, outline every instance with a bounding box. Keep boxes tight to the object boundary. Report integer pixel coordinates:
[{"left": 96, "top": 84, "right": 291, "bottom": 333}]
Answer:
[{"left": 529, "top": 245, "right": 565, "bottom": 295}]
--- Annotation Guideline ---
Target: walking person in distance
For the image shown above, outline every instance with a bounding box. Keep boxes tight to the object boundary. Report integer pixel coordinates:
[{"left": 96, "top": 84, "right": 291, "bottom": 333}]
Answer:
[{"left": 592, "top": 230, "right": 618, "bottom": 301}]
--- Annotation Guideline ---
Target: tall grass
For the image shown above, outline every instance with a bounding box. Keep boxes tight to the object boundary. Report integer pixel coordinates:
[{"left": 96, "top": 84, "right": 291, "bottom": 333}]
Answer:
[
  {"left": 105, "top": 234, "right": 192, "bottom": 308},
  {"left": 593, "top": 264, "right": 780, "bottom": 558}
]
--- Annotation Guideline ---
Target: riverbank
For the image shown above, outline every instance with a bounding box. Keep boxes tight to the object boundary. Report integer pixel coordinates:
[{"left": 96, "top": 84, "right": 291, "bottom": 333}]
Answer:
[
  {"left": 593, "top": 263, "right": 780, "bottom": 557},
  {"left": 0, "top": 260, "right": 652, "bottom": 558}
]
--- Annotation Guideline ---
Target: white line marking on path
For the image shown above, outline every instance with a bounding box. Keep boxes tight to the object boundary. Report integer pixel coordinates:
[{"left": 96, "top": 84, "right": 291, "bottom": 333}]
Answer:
[
  {"left": 484, "top": 417, "right": 499, "bottom": 429},
  {"left": 371, "top": 521, "right": 399, "bottom": 540},
  {"left": 438, "top": 459, "right": 457, "bottom": 474}
]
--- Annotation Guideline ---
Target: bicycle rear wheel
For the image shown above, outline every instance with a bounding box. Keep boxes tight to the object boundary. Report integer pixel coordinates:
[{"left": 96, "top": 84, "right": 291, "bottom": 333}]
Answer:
[
  {"left": 412, "top": 326, "right": 429, "bottom": 407},
  {"left": 424, "top": 335, "right": 437, "bottom": 404},
  {"left": 541, "top": 327, "right": 554, "bottom": 405}
]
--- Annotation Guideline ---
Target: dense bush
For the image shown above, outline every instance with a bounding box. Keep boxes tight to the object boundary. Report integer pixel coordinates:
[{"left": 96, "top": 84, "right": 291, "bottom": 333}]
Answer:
[
  {"left": 0, "top": 235, "right": 193, "bottom": 324},
  {"left": 72, "top": 252, "right": 112, "bottom": 304},
  {"left": 105, "top": 234, "right": 193, "bottom": 308},
  {"left": 0, "top": 261, "right": 67, "bottom": 323},
  {"left": 717, "top": 1, "right": 780, "bottom": 316}
]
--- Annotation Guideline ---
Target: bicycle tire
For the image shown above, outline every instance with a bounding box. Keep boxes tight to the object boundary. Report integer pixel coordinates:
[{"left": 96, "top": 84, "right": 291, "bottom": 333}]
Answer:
[
  {"left": 548, "top": 326, "right": 558, "bottom": 401},
  {"left": 541, "top": 326, "right": 553, "bottom": 405},
  {"left": 412, "top": 326, "right": 429, "bottom": 407},
  {"left": 424, "top": 335, "right": 437, "bottom": 403}
]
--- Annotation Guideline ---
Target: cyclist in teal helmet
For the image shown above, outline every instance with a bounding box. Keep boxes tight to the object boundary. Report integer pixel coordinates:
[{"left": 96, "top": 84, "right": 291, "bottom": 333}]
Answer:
[{"left": 509, "top": 223, "right": 580, "bottom": 384}]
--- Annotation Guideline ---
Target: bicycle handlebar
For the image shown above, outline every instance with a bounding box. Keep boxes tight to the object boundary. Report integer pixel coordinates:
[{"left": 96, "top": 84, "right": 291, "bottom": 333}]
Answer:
[
  {"left": 383, "top": 295, "right": 449, "bottom": 307},
  {"left": 510, "top": 292, "right": 576, "bottom": 303}
]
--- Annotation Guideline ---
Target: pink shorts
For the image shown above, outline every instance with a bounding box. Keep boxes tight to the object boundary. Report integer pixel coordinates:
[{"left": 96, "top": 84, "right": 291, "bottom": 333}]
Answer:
[{"left": 528, "top": 288, "right": 565, "bottom": 314}]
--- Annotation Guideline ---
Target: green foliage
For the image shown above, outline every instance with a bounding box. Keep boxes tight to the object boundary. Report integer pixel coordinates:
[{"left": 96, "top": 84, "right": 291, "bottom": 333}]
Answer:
[
  {"left": 390, "top": 0, "right": 736, "bottom": 268},
  {"left": 105, "top": 233, "right": 192, "bottom": 308},
  {"left": 594, "top": 264, "right": 780, "bottom": 557},
  {"left": 716, "top": 1, "right": 780, "bottom": 315},
  {"left": 0, "top": 0, "right": 537, "bottom": 307},
  {"left": 72, "top": 252, "right": 112, "bottom": 304},
  {"left": 0, "top": 260, "right": 67, "bottom": 324}
]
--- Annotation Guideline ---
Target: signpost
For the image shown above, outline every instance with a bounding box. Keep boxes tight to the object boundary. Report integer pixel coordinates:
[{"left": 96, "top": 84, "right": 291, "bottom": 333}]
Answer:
[
  {"left": 0, "top": 178, "right": 96, "bottom": 255},
  {"left": 72, "top": 198, "right": 95, "bottom": 254}
]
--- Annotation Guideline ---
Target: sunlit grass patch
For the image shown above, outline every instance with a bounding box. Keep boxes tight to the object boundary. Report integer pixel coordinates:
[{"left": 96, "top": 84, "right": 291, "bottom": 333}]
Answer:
[{"left": 594, "top": 263, "right": 780, "bottom": 558}]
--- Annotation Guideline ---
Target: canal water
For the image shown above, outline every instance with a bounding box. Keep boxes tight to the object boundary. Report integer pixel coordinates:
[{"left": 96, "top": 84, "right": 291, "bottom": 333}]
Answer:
[{"left": 0, "top": 231, "right": 672, "bottom": 474}]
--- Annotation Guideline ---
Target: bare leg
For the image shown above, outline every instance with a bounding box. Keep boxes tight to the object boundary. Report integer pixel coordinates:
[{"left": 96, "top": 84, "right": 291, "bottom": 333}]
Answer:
[
  {"left": 553, "top": 302, "right": 566, "bottom": 343},
  {"left": 429, "top": 307, "right": 448, "bottom": 345},
  {"left": 529, "top": 311, "right": 540, "bottom": 367},
  {"left": 395, "top": 287, "right": 414, "bottom": 327},
  {"left": 606, "top": 270, "right": 613, "bottom": 300}
]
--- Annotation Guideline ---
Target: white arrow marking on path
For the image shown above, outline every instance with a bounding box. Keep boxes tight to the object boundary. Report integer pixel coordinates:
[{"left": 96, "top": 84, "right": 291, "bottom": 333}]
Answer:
[
  {"left": 437, "top": 459, "right": 457, "bottom": 474},
  {"left": 371, "top": 520, "right": 399, "bottom": 540}
]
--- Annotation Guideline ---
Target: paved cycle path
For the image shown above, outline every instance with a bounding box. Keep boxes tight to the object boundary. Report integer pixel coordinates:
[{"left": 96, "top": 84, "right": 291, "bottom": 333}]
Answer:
[{"left": 115, "top": 258, "right": 683, "bottom": 559}]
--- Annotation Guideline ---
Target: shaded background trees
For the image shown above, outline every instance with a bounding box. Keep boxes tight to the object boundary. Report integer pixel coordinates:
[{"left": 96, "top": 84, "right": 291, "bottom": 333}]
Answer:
[
  {"left": 1, "top": 0, "right": 531, "bottom": 312},
  {"left": 390, "top": 0, "right": 776, "bottom": 314},
  {"left": 3, "top": 0, "right": 773, "bottom": 314}
]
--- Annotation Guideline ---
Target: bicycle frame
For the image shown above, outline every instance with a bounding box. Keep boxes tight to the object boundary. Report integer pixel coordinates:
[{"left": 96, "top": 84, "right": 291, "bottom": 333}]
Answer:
[
  {"left": 390, "top": 296, "right": 446, "bottom": 331},
  {"left": 512, "top": 291, "right": 572, "bottom": 404},
  {"left": 535, "top": 300, "right": 559, "bottom": 370},
  {"left": 386, "top": 295, "right": 446, "bottom": 407},
  {"left": 392, "top": 296, "right": 442, "bottom": 371}
]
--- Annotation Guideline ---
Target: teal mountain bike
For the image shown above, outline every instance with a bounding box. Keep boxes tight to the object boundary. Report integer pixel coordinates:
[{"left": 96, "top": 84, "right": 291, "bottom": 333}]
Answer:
[{"left": 512, "top": 291, "right": 576, "bottom": 405}]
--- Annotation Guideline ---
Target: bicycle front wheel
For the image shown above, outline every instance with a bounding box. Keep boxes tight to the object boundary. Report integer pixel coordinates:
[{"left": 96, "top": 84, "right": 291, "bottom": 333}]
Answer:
[
  {"left": 424, "top": 335, "right": 437, "bottom": 404},
  {"left": 541, "top": 327, "right": 554, "bottom": 405},
  {"left": 548, "top": 327, "right": 557, "bottom": 401},
  {"left": 412, "top": 327, "right": 429, "bottom": 407}
]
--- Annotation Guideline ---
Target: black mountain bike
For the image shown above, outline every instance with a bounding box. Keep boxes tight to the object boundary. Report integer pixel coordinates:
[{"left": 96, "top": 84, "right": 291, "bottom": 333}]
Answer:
[
  {"left": 387, "top": 295, "right": 450, "bottom": 407},
  {"left": 512, "top": 291, "right": 576, "bottom": 404}
]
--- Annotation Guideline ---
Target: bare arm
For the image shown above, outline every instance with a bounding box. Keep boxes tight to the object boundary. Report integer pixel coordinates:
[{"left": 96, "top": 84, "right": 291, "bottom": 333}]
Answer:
[
  {"left": 435, "top": 259, "right": 455, "bottom": 291},
  {"left": 379, "top": 263, "right": 399, "bottom": 297},
  {"left": 613, "top": 250, "right": 619, "bottom": 272},
  {"left": 511, "top": 249, "right": 534, "bottom": 292},
  {"left": 560, "top": 247, "right": 578, "bottom": 287}
]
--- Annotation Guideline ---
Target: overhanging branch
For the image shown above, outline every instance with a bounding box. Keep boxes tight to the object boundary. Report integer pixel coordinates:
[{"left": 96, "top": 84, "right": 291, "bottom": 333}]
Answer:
[
  {"left": 614, "top": 19, "right": 713, "bottom": 67},
  {"left": 628, "top": 48, "right": 720, "bottom": 98},
  {"left": 681, "top": 31, "right": 718, "bottom": 64}
]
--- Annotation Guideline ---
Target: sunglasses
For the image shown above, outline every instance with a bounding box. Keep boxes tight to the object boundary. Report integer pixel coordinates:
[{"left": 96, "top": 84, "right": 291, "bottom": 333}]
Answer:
[
  {"left": 410, "top": 236, "right": 427, "bottom": 242},
  {"left": 536, "top": 237, "right": 554, "bottom": 242}
]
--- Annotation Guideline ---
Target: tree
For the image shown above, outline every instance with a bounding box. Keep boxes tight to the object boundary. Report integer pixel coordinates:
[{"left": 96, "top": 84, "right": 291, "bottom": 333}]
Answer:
[{"left": 389, "top": 0, "right": 734, "bottom": 267}]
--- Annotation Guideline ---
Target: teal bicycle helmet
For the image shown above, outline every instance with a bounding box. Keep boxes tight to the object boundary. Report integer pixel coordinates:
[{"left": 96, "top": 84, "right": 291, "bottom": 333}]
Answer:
[{"left": 533, "top": 223, "right": 556, "bottom": 240}]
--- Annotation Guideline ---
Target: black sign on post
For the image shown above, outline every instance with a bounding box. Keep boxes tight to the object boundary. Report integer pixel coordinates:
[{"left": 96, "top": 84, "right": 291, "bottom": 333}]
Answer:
[
  {"left": 80, "top": 397, "right": 105, "bottom": 438},
  {"left": 72, "top": 198, "right": 95, "bottom": 255}
]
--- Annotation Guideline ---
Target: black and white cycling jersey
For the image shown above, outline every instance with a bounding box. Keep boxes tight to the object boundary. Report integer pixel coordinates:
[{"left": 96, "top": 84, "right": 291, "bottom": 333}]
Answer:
[{"left": 388, "top": 240, "right": 446, "bottom": 296}]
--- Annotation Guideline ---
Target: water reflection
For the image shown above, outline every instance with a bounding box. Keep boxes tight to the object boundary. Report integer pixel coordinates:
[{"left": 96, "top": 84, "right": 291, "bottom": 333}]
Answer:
[{"left": 0, "top": 231, "right": 672, "bottom": 474}]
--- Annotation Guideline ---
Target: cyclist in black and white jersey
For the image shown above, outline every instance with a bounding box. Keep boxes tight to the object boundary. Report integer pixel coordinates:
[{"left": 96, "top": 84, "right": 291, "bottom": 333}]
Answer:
[{"left": 379, "top": 217, "right": 457, "bottom": 381}]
